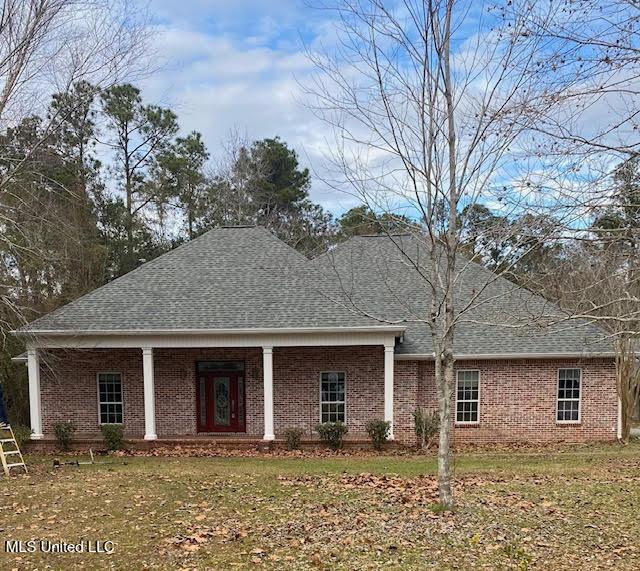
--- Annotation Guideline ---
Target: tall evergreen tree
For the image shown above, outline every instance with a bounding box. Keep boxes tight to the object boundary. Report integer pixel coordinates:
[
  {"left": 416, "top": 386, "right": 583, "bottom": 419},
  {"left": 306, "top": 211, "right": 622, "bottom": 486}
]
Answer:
[
  {"left": 100, "top": 84, "right": 178, "bottom": 275},
  {"left": 152, "top": 131, "right": 210, "bottom": 239}
]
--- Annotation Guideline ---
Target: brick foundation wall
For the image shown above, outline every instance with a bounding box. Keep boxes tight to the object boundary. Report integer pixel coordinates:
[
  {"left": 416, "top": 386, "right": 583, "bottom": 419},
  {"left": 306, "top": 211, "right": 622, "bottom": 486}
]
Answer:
[{"left": 37, "top": 348, "right": 618, "bottom": 445}]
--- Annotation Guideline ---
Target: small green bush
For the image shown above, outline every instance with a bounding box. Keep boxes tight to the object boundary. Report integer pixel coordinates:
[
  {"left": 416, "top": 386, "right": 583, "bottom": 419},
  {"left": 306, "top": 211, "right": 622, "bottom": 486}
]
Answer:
[
  {"left": 12, "top": 425, "right": 32, "bottom": 449},
  {"left": 101, "top": 424, "right": 125, "bottom": 451},
  {"left": 365, "top": 419, "right": 391, "bottom": 450},
  {"left": 413, "top": 407, "right": 440, "bottom": 450},
  {"left": 53, "top": 421, "right": 76, "bottom": 451},
  {"left": 283, "top": 427, "right": 304, "bottom": 450},
  {"left": 316, "top": 421, "right": 348, "bottom": 450}
]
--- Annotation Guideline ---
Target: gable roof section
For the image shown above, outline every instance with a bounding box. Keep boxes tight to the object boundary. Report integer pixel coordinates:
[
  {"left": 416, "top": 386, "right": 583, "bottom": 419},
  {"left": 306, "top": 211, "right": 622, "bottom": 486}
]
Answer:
[
  {"left": 20, "top": 227, "right": 384, "bottom": 333},
  {"left": 308, "top": 234, "right": 612, "bottom": 356}
]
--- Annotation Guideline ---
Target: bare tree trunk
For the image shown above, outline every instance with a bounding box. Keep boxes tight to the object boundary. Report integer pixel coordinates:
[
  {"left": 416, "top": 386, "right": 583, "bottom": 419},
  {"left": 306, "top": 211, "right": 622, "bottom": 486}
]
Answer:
[
  {"left": 616, "top": 336, "right": 640, "bottom": 443},
  {"left": 437, "top": 353, "right": 455, "bottom": 507}
]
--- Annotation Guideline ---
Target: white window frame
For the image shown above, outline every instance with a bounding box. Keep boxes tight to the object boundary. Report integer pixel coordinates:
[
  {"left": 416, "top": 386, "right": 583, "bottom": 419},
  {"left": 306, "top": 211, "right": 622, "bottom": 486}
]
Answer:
[
  {"left": 97, "top": 372, "right": 124, "bottom": 425},
  {"left": 319, "top": 371, "right": 347, "bottom": 424},
  {"left": 556, "top": 368, "right": 582, "bottom": 424},
  {"left": 455, "top": 370, "right": 480, "bottom": 425}
]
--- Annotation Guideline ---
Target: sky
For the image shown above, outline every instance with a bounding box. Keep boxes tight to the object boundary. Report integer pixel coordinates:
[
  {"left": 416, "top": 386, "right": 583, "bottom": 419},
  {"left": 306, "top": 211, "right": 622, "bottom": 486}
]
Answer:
[
  {"left": 130, "top": 0, "right": 637, "bottom": 225},
  {"left": 137, "top": 0, "right": 352, "bottom": 213}
]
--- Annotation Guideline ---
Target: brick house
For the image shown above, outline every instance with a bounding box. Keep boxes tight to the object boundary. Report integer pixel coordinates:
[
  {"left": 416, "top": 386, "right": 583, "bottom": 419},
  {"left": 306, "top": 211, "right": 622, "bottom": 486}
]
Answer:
[{"left": 13, "top": 226, "right": 620, "bottom": 446}]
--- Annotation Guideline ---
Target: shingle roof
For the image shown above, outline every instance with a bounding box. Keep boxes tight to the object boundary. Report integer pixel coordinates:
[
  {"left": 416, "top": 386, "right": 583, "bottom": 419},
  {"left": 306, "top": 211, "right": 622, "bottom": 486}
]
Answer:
[
  {"left": 308, "top": 234, "right": 611, "bottom": 356},
  {"left": 20, "top": 226, "right": 611, "bottom": 356},
  {"left": 22, "top": 226, "right": 381, "bottom": 332}
]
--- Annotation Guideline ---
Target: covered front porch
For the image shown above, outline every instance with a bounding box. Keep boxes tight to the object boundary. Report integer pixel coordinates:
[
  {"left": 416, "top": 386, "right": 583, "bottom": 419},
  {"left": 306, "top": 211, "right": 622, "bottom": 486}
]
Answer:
[{"left": 24, "top": 328, "right": 402, "bottom": 445}]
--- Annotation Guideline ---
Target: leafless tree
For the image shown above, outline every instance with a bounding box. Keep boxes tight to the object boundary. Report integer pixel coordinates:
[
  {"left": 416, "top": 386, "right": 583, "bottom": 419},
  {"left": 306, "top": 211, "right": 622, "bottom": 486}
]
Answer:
[
  {"left": 303, "top": 0, "right": 635, "bottom": 508},
  {"left": 0, "top": 0, "right": 153, "bottom": 336},
  {"left": 0, "top": 0, "right": 153, "bottom": 193}
]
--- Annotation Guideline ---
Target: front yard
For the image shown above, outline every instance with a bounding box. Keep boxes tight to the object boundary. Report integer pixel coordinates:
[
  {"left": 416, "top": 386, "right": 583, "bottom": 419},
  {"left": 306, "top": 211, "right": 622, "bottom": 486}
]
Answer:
[{"left": 1, "top": 443, "right": 640, "bottom": 570}]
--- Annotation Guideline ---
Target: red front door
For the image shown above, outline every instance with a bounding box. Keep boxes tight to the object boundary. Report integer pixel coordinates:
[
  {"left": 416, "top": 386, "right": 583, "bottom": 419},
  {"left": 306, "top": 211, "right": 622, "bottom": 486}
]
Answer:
[{"left": 196, "top": 372, "right": 245, "bottom": 432}]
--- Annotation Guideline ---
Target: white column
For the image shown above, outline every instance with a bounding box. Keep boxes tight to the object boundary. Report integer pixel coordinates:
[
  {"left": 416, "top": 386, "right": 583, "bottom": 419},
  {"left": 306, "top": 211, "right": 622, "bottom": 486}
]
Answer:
[
  {"left": 262, "top": 346, "right": 275, "bottom": 441},
  {"left": 142, "top": 347, "right": 157, "bottom": 440},
  {"left": 27, "top": 348, "right": 43, "bottom": 439},
  {"left": 384, "top": 343, "right": 395, "bottom": 440}
]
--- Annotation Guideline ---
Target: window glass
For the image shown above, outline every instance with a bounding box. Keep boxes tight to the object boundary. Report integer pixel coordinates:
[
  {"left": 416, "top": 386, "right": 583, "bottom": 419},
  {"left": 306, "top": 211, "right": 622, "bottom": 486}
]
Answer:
[
  {"left": 456, "top": 370, "right": 479, "bottom": 423},
  {"left": 557, "top": 369, "right": 581, "bottom": 422},
  {"left": 98, "top": 372, "right": 123, "bottom": 424},
  {"left": 320, "top": 372, "right": 346, "bottom": 423},
  {"left": 197, "top": 361, "right": 244, "bottom": 372}
]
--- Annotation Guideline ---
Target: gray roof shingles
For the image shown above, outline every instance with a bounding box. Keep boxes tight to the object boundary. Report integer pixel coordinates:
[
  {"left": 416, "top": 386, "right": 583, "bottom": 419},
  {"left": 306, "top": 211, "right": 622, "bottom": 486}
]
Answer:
[
  {"left": 308, "top": 234, "right": 611, "bottom": 356},
  {"left": 21, "top": 226, "right": 611, "bottom": 356}
]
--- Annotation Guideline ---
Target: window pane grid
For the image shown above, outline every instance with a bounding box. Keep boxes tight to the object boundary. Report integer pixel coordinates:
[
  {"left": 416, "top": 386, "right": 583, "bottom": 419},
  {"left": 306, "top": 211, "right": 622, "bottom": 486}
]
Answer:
[
  {"left": 557, "top": 369, "right": 581, "bottom": 422},
  {"left": 320, "top": 372, "right": 346, "bottom": 423},
  {"left": 98, "top": 373, "right": 123, "bottom": 424},
  {"left": 456, "top": 371, "right": 479, "bottom": 423}
]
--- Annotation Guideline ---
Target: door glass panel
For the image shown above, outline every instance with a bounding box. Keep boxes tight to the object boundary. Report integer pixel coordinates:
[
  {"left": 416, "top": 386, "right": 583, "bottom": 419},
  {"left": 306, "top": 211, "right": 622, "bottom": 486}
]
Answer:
[
  {"left": 237, "top": 376, "right": 245, "bottom": 427},
  {"left": 214, "top": 377, "right": 231, "bottom": 426},
  {"left": 198, "top": 361, "right": 244, "bottom": 372},
  {"left": 199, "top": 378, "right": 207, "bottom": 426}
]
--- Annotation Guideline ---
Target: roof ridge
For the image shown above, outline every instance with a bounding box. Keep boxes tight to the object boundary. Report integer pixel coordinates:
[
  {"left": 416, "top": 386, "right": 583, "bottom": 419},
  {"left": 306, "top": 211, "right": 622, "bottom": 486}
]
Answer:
[
  {"left": 253, "top": 226, "right": 310, "bottom": 263},
  {"left": 22, "top": 225, "right": 304, "bottom": 332}
]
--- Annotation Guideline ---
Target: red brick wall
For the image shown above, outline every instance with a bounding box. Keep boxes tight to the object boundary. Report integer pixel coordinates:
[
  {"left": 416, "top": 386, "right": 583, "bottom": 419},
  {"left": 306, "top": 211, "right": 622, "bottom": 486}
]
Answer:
[
  {"left": 40, "top": 349, "right": 145, "bottom": 437},
  {"left": 412, "top": 358, "right": 618, "bottom": 444},
  {"left": 37, "top": 348, "right": 618, "bottom": 444},
  {"left": 273, "top": 346, "right": 384, "bottom": 436}
]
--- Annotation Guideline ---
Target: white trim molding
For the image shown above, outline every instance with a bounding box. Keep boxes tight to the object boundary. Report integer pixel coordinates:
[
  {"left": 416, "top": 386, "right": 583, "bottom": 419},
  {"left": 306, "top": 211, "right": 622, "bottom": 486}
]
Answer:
[
  {"left": 395, "top": 351, "right": 616, "bottom": 361},
  {"left": 26, "top": 330, "right": 402, "bottom": 351},
  {"left": 15, "top": 325, "right": 406, "bottom": 337}
]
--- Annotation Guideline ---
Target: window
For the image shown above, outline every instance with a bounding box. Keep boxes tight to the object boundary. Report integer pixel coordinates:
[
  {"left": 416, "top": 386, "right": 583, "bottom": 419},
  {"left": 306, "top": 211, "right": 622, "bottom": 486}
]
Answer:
[
  {"left": 98, "top": 372, "right": 123, "bottom": 424},
  {"left": 320, "top": 372, "right": 346, "bottom": 423},
  {"left": 456, "top": 370, "right": 480, "bottom": 424},
  {"left": 557, "top": 368, "right": 581, "bottom": 423}
]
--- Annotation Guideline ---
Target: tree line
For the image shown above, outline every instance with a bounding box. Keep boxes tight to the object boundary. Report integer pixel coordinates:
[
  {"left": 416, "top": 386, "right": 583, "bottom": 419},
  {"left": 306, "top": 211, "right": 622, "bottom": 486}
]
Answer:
[{"left": 0, "top": 79, "right": 434, "bottom": 422}]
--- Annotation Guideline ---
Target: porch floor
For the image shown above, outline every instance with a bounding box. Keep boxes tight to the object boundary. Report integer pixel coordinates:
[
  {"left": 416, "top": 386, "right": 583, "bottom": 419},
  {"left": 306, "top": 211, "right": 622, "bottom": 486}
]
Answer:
[{"left": 25, "top": 434, "right": 379, "bottom": 452}]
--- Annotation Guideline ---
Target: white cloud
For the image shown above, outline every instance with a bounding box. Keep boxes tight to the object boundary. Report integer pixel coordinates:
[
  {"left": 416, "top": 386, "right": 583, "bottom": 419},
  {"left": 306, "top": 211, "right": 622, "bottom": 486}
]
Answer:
[{"left": 135, "top": 4, "right": 361, "bottom": 216}]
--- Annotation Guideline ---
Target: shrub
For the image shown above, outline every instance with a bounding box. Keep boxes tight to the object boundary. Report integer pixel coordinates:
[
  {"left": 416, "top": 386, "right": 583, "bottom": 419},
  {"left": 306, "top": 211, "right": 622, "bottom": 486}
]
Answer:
[
  {"left": 284, "top": 426, "right": 304, "bottom": 450},
  {"left": 283, "top": 427, "right": 304, "bottom": 450},
  {"left": 101, "top": 424, "right": 125, "bottom": 451},
  {"left": 413, "top": 407, "right": 440, "bottom": 450},
  {"left": 53, "top": 421, "right": 76, "bottom": 451},
  {"left": 316, "top": 421, "right": 348, "bottom": 450},
  {"left": 12, "top": 425, "right": 32, "bottom": 449},
  {"left": 365, "top": 419, "right": 391, "bottom": 450}
]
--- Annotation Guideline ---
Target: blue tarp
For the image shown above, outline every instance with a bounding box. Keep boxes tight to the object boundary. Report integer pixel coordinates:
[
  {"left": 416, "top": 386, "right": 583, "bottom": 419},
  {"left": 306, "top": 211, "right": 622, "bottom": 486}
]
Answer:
[{"left": 0, "top": 384, "right": 9, "bottom": 424}]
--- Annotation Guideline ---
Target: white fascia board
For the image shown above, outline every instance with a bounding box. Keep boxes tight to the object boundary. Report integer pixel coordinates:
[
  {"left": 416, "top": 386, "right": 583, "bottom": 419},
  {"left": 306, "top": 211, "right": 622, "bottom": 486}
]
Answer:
[
  {"left": 14, "top": 325, "right": 405, "bottom": 337},
  {"left": 25, "top": 329, "right": 401, "bottom": 350},
  {"left": 395, "top": 351, "right": 616, "bottom": 361}
]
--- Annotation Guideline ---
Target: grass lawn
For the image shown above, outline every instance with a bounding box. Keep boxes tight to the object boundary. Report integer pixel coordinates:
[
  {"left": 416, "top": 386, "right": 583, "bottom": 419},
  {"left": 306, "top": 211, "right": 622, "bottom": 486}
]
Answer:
[{"left": 2, "top": 443, "right": 640, "bottom": 570}]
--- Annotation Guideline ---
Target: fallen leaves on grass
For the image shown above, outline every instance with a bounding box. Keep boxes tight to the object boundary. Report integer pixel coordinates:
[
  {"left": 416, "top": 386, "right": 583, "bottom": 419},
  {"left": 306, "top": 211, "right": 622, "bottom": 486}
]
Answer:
[{"left": 279, "top": 472, "right": 448, "bottom": 506}]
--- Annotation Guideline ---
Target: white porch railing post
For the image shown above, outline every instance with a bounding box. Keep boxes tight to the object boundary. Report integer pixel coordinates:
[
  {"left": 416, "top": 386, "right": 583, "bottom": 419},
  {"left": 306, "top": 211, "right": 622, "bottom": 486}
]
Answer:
[
  {"left": 262, "top": 346, "right": 275, "bottom": 441},
  {"left": 142, "top": 347, "right": 157, "bottom": 440},
  {"left": 27, "top": 348, "right": 43, "bottom": 439},
  {"left": 384, "top": 343, "right": 395, "bottom": 440}
]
